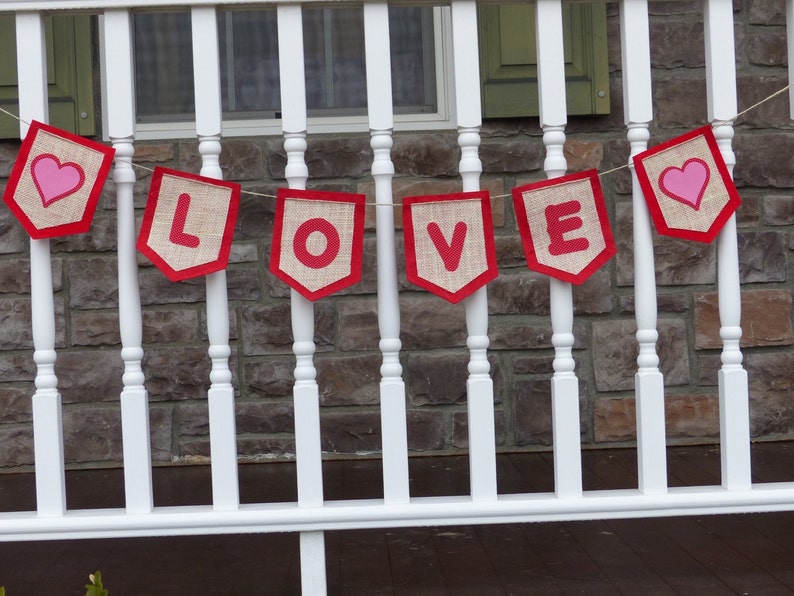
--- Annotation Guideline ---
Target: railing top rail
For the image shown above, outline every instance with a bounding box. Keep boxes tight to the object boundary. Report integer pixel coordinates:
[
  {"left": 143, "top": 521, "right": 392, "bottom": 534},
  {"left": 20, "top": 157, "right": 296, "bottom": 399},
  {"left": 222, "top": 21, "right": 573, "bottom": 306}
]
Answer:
[{"left": 0, "top": 0, "right": 612, "bottom": 13}]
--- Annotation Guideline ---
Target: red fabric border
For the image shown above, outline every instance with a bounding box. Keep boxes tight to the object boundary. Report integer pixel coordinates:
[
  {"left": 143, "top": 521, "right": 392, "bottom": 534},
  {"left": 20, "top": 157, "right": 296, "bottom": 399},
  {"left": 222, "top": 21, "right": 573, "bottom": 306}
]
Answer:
[
  {"left": 632, "top": 126, "right": 742, "bottom": 243},
  {"left": 2, "top": 120, "right": 115, "bottom": 239},
  {"left": 403, "top": 191, "right": 498, "bottom": 304},
  {"left": 270, "top": 187, "right": 366, "bottom": 301},
  {"left": 136, "top": 167, "right": 241, "bottom": 282},
  {"left": 511, "top": 169, "right": 616, "bottom": 285}
]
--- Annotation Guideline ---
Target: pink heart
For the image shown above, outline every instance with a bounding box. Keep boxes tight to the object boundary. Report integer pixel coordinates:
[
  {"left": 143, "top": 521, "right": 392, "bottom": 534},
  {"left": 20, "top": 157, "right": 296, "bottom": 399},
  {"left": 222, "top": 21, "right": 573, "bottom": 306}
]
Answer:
[
  {"left": 658, "top": 158, "right": 710, "bottom": 210},
  {"left": 31, "top": 153, "right": 85, "bottom": 207}
]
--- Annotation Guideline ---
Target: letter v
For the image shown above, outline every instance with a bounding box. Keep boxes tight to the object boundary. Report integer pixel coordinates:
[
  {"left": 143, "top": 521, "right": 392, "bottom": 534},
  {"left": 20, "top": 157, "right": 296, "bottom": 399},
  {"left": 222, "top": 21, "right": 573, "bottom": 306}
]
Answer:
[
  {"left": 170, "top": 193, "right": 201, "bottom": 248},
  {"left": 427, "top": 221, "right": 467, "bottom": 271}
]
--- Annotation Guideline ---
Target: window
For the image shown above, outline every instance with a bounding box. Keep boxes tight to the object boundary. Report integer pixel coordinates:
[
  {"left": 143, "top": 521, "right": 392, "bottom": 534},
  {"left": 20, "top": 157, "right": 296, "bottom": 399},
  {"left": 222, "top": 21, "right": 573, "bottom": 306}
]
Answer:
[{"left": 132, "top": 7, "right": 452, "bottom": 139}]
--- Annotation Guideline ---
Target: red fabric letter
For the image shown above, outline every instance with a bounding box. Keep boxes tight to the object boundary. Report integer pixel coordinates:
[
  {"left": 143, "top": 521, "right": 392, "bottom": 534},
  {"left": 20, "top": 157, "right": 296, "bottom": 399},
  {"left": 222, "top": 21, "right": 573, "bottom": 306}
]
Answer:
[
  {"left": 545, "top": 200, "right": 589, "bottom": 256},
  {"left": 293, "top": 217, "right": 341, "bottom": 269},
  {"left": 427, "top": 221, "right": 467, "bottom": 271},
  {"left": 170, "top": 193, "right": 201, "bottom": 248}
]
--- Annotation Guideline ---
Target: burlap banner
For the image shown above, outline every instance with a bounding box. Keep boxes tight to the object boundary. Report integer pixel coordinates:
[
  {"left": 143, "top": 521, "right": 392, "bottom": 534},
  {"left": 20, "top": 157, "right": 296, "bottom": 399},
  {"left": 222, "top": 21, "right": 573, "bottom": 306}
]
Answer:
[
  {"left": 403, "top": 191, "right": 498, "bottom": 303},
  {"left": 633, "top": 126, "right": 741, "bottom": 243},
  {"left": 512, "top": 169, "right": 616, "bottom": 284},
  {"left": 270, "top": 188, "right": 366, "bottom": 300},
  {"left": 3, "top": 120, "right": 114, "bottom": 239},
  {"left": 137, "top": 167, "right": 240, "bottom": 281}
]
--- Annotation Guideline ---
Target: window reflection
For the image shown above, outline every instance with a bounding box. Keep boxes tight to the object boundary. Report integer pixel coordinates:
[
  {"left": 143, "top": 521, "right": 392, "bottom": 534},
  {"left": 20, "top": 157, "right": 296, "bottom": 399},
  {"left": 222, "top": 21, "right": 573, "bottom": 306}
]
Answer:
[{"left": 134, "top": 7, "right": 436, "bottom": 122}]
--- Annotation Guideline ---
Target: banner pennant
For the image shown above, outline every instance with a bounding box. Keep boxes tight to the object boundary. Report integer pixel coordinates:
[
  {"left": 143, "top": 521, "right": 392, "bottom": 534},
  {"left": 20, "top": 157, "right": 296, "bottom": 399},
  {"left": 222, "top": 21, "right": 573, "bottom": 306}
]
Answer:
[
  {"left": 2, "top": 120, "right": 115, "bottom": 239},
  {"left": 270, "top": 188, "right": 366, "bottom": 301},
  {"left": 512, "top": 169, "right": 616, "bottom": 284},
  {"left": 403, "top": 191, "right": 498, "bottom": 303},
  {"left": 137, "top": 167, "right": 240, "bottom": 282},
  {"left": 633, "top": 126, "right": 741, "bottom": 243}
]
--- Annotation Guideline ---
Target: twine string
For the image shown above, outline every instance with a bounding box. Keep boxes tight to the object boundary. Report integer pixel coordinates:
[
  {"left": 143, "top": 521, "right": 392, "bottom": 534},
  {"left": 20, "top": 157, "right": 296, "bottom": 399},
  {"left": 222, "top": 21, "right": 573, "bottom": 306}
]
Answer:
[{"left": 1, "top": 83, "right": 790, "bottom": 206}]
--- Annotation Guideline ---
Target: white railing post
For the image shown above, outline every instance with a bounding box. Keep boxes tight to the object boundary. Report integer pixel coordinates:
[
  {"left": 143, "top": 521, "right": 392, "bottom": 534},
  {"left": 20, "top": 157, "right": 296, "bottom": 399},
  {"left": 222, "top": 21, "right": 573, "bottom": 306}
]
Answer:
[
  {"left": 16, "top": 11, "right": 67, "bottom": 517},
  {"left": 103, "top": 9, "right": 154, "bottom": 514},
  {"left": 191, "top": 5, "right": 240, "bottom": 512},
  {"left": 364, "top": 0, "right": 410, "bottom": 505},
  {"left": 535, "top": 0, "right": 582, "bottom": 499},
  {"left": 620, "top": 0, "right": 668, "bottom": 495},
  {"left": 278, "top": 5, "right": 327, "bottom": 594},
  {"left": 704, "top": 0, "right": 751, "bottom": 490},
  {"left": 451, "top": 0, "right": 497, "bottom": 502}
]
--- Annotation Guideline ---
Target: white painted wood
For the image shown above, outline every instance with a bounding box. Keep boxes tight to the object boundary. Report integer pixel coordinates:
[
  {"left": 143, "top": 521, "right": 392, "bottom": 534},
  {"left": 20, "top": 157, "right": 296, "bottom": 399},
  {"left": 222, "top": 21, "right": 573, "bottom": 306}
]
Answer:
[
  {"left": 451, "top": 0, "right": 482, "bottom": 129},
  {"left": 621, "top": 0, "right": 667, "bottom": 495},
  {"left": 704, "top": 0, "right": 751, "bottom": 491},
  {"left": 451, "top": 0, "right": 496, "bottom": 502},
  {"left": 7, "top": 483, "right": 794, "bottom": 542},
  {"left": 15, "top": 11, "right": 66, "bottom": 517},
  {"left": 535, "top": 0, "right": 567, "bottom": 128},
  {"left": 536, "top": 0, "right": 582, "bottom": 499},
  {"left": 364, "top": 1, "right": 409, "bottom": 505},
  {"left": 191, "top": 5, "right": 240, "bottom": 512},
  {"left": 103, "top": 9, "right": 153, "bottom": 514},
  {"left": 279, "top": 4, "right": 307, "bottom": 135},
  {"left": 278, "top": 5, "right": 327, "bottom": 593}
]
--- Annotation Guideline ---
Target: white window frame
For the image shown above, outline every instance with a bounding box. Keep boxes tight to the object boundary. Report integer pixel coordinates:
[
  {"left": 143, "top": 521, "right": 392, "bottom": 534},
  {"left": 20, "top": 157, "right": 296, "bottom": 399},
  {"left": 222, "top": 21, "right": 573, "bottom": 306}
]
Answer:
[{"left": 99, "top": 7, "right": 456, "bottom": 141}]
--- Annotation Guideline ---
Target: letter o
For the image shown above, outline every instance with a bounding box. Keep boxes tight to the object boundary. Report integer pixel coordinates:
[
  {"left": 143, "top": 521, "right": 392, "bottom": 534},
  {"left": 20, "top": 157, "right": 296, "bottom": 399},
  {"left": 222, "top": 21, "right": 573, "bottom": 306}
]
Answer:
[{"left": 293, "top": 217, "right": 341, "bottom": 269}]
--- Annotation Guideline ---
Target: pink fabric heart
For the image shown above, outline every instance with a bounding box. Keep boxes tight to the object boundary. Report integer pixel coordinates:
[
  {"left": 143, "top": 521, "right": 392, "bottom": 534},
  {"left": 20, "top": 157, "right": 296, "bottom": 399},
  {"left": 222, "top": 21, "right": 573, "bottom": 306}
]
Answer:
[
  {"left": 659, "top": 158, "right": 710, "bottom": 210},
  {"left": 31, "top": 153, "right": 86, "bottom": 207}
]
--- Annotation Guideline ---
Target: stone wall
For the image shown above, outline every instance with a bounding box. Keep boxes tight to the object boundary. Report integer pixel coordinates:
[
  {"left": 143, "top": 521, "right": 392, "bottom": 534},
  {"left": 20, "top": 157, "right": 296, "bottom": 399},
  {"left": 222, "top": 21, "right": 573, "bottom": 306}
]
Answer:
[{"left": 0, "top": 0, "right": 793, "bottom": 469}]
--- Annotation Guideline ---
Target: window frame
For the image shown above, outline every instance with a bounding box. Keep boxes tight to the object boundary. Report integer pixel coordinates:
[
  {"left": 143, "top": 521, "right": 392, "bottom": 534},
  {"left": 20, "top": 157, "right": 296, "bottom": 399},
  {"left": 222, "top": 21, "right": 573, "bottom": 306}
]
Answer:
[{"left": 99, "top": 6, "right": 457, "bottom": 141}]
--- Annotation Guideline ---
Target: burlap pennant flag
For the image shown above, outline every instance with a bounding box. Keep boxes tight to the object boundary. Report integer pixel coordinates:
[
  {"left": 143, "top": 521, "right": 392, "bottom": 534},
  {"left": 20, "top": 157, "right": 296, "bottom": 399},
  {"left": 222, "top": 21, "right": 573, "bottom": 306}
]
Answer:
[
  {"left": 2, "top": 120, "right": 115, "bottom": 239},
  {"left": 270, "top": 188, "right": 366, "bottom": 301},
  {"left": 633, "top": 126, "right": 741, "bottom": 243},
  {"left": 137, "top": 167, "right": 240, "bottom": 281},
  {"left": 512, "top": 169, "right": 615, "bottom": 284},
  {"left": 403, "top": 191, "right": 498, "bottom": 303}
]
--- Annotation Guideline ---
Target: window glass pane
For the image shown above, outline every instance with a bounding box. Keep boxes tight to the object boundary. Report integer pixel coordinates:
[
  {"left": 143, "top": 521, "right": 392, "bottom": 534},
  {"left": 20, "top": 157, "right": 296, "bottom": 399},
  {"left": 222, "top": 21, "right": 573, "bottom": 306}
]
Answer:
[
  {"left": 219, "top": 10, "right": 280, "bottom": 115},
  {"left": 134, "top": 12, "right": 195, "bottom": 120},
  {"left": 133, "top": 7, "right": 436, "bottom": 122}
]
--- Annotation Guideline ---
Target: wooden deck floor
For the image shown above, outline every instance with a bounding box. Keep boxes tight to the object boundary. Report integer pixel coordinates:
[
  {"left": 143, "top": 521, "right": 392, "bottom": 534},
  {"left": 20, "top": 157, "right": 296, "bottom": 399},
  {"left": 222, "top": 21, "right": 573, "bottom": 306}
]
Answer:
[{"left": 2, "top": 442, "right": 794, "bottom": 594}]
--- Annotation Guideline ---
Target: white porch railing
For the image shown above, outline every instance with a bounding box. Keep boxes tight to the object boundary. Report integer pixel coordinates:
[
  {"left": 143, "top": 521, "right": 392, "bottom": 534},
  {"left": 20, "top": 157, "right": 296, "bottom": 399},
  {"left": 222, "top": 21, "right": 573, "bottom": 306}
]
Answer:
[{"left": 0, "top": 0, "right": 789, "bottom": 594}]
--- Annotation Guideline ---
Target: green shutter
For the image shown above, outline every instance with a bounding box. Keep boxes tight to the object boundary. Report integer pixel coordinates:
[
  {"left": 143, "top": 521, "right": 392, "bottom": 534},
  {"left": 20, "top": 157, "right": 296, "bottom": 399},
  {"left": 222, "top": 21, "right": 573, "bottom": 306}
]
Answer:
[
  {"left": 478, "top": 3, "right": 610, "bottom": 118},
  {"left": 0, "top": 15, "right": 95, "bottom": 138}
]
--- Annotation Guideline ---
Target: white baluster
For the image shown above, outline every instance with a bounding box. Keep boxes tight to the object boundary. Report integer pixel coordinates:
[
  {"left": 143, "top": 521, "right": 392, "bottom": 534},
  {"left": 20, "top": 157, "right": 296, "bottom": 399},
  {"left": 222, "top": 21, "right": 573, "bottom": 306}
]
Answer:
[
  {"left": 704, "top": 0, "right": 751, "bottom": 490},
  {"left": 536, "top": 0, "right": 582, "bottom": 498},
  {"left": 16, "top": 11, "right": 66, "bottom": 517},
  {"left": 191, "top": 5, "right": 239, "bottom": 512},
  {"left": 103, "top": 9, "right": 153, "bottom": 514},
  {"left": 621, "top": 0, "right": 668, "bottom": 495},
  {"left": 278, "top": 5, "right": 326, "bottom": 594},
  {"left": 451, "top": 0, "right": 497, "bottom": 502},
  {"left": 364, "top": 1, "right": 409, "bottom": 505}
]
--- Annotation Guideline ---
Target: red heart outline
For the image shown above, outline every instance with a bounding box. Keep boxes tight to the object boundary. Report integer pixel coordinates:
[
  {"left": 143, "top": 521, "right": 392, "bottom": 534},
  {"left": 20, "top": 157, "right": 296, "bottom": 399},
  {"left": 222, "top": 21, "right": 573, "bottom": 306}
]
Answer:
[
  {"left": 658, "top": 158, "right": 710, "bottom": 211},
  {"left": 31, "top": 153, "right": 86, "bottom": 207}
]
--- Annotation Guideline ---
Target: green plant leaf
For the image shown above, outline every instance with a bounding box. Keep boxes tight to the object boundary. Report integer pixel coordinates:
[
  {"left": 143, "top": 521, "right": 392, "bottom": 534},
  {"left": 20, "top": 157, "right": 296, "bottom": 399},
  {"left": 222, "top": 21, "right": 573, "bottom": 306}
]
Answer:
[{"left": 85, "top": 571, "right": 109, "bottom": 596}]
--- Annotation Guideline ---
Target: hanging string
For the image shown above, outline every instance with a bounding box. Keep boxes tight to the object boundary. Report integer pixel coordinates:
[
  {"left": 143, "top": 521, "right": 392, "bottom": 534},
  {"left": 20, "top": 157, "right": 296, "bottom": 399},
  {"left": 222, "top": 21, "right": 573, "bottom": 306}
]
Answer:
[{"left": 1, "top": 84, "right": 790, "bottom": 206}]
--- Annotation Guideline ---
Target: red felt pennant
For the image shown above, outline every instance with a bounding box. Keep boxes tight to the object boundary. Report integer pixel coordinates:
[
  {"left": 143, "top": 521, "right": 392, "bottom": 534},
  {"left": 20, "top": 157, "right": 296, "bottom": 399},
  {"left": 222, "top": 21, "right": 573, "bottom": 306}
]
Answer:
[
  {"left": 137, "top": 167, "right": 240, "bottom": 282},
  {"left": 512, "top": 169, "right": 615, "bottom": 284},
  {"left": 403, "top": 191, "right": 498, "bottom": 303},
  {"left": 3, "top": 120, "right": 114, "bottom": 239},
  {"left": 270, "top": 188, "right": 366, "bottom": 301},
  {"left": 633, "top": 126, "right": 741, "bottom": 243}
]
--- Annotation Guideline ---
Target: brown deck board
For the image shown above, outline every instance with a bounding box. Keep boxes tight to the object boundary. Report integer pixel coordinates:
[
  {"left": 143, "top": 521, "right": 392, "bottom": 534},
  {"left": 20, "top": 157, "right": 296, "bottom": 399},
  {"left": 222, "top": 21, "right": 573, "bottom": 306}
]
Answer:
[
  {"left": 661, "top": 515, "right": 793, "bottom": 595},
  {"left": 3, "top": 444, "right": 794, "bottom": 593},
  {"left": 605, "top": 517, "right": 732, "bottom": 594}
]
